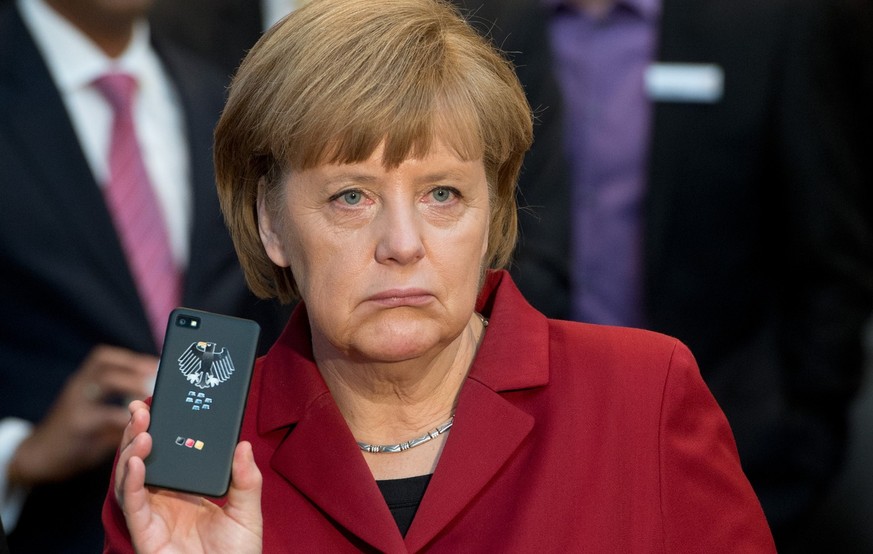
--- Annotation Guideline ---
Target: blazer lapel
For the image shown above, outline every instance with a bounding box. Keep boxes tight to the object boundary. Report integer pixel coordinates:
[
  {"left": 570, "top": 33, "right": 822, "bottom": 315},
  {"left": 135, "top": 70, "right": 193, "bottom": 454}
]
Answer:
[
  {"left": 406, "top": 271, "right": 546, "bottom": 550},
  {"left": 405, "top": 381, "right": 534, "bottom": 551},
  {"left": 271, "top": 395, "right": 408, "bottom": 553},
  {"left": 257, "top": 310, "right": 406, "bottom": 552}
]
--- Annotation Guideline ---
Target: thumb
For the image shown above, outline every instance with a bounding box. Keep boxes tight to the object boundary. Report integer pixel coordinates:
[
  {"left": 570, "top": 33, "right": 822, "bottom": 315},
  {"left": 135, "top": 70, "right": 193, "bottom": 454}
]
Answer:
[{"left": 224, "top": 441, "right": 263, "bottom": 535}]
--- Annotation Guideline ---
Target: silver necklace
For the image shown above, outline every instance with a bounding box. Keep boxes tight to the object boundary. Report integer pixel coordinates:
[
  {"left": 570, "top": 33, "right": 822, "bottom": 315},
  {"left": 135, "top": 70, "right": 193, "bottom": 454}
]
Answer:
[
  {"left": 357, "top": 415, "right": 455, "bottom": 453},
  {"left": 475, "top": 312, "right": 489, "bottom": 328},
  {"left": 356, "top": 313, "right": 487, "bottom": 454}
]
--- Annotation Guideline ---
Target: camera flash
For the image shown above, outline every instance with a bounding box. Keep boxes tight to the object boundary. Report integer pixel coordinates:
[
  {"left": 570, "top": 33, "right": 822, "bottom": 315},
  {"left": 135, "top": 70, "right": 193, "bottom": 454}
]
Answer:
[{"left": 191, "top": 320, "right": 198, "bottom": 327}]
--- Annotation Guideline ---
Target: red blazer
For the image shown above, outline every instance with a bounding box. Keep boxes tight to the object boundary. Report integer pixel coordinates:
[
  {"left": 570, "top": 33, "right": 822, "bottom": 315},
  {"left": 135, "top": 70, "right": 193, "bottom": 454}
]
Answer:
[{"left": 104, "top": 271, "right": 775, "bottom": 552}]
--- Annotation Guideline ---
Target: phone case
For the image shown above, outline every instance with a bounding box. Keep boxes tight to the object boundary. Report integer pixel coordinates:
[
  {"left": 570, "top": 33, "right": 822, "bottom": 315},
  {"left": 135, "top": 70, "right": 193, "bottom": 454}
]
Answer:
[{"left": 144, "top": 307, "right": 260, "bottom": 497}]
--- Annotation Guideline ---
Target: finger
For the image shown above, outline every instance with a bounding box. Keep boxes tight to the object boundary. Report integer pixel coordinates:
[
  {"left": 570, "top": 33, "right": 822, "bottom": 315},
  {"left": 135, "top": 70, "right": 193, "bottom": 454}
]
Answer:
[
  {"left": 86, "top": 406, "right": 134, "bottom": 455},
  {"left": 114, "top": 409, "right": 152, "bottom": 501},
  {"left": 91, "top": 400, "right": 151, "bottom": 442},
  {"left": 75, "top": 347, "right": 158, "bottom": 407},
  {"left": 116, "top": 431, "right": 152, "bottom": 497},
  {"left": 91, "top": 403, "right": 133, "bottom": 428},
  {"left": 117, "top": 402, "right": 151, "bottom": 450},
  {"left": 129, "top": 399, "right": 150, "bottom": 416},
  {"left": 82, "top": 345, "right": 159, "bottom": 380},
  {"left": 121, "top": 454, "right": 155, "bottom": 539},
  {"left": 38, "top": 394, "right": 126, "bottom": 454},
  {"left": 224, "top": 442, "right": 263, "bottom": 532},
  {"left": 93, "top": 370, "right": 156, "bottom": 404},
  {"left": 91, "top": 405, "right": 145, "bottom": 454}
]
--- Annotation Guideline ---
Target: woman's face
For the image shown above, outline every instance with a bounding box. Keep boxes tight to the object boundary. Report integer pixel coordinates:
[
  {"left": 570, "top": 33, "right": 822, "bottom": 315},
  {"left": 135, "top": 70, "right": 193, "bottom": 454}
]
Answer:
[{"left": 259, "top": 140, "right": 490, "bottom": 363}]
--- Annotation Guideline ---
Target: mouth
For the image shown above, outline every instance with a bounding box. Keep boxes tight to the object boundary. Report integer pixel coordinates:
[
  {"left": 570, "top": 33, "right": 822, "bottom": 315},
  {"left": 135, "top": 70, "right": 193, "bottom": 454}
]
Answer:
[{"left": 366, "top": 289, "right": 435, "bottom": 307}]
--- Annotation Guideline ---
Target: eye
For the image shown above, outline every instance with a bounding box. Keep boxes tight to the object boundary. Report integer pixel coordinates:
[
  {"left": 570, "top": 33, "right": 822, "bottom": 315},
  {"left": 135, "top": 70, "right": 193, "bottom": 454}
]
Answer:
[
  {"left": 336, "top": 189, "right": 363, "bottom": 205},
  {"left": 430, "top": 187, "right": 457, "bottom": 203}
]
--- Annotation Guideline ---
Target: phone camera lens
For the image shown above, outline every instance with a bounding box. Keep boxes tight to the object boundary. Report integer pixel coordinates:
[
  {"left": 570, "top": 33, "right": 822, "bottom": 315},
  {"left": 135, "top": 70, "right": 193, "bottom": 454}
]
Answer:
[{"left": 178, "top": 318, "right": 188, "bottom": 326}]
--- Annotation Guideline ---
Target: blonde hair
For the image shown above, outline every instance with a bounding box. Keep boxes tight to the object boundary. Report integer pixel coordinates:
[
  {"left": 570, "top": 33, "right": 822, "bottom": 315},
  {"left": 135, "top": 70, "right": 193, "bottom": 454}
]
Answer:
[{"left": 214, "top": 0, "right": 533, "bottom": 303}]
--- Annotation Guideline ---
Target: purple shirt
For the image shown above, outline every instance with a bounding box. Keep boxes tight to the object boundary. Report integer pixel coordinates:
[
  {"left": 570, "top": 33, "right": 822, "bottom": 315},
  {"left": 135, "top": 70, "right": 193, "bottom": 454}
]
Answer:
[{"left": 546, "top": 0, "right": 660, "bottom": 327}]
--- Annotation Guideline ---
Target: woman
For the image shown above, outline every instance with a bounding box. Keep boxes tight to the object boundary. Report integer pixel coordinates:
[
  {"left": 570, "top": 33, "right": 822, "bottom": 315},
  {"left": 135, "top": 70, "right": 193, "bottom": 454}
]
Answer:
[{"left": 103, "top": 0, "right": 776, "bottom": 551}]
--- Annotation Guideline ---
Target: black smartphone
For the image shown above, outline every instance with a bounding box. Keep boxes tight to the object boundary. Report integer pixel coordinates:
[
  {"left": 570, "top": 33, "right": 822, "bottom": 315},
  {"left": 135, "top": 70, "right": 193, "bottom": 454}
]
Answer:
[{"left": 144, "top": 307, "right": 260, "bottom": 497}]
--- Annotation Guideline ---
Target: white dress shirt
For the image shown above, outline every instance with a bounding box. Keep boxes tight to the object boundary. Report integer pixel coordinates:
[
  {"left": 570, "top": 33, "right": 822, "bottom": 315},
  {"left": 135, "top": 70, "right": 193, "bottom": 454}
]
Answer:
[{"left": 20, "top": 0, "right": 191, "bottom": 266}]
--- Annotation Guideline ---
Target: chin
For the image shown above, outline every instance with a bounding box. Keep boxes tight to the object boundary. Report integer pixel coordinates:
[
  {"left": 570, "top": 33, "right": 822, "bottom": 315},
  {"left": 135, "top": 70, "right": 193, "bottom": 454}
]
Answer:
[{"left": 351, "top": 319, "right": 447, "bottom": 363}]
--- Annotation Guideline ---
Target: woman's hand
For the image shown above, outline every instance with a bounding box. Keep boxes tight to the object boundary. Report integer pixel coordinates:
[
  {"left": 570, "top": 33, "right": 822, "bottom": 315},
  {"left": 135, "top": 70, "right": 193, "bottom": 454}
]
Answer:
[{"left": 115, "top": 401, "right": 263, "bottom": 553}]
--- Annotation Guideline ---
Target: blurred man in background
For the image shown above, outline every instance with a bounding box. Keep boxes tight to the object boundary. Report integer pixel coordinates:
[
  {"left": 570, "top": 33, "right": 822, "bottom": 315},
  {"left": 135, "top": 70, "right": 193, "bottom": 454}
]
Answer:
[{"left": 0, "top": 0, "right": 287, "bottom": 550}]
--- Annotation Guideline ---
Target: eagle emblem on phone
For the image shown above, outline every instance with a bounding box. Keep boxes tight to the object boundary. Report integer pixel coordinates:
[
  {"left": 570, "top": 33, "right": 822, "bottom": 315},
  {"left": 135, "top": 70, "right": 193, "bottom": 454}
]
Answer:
[{"left": 178, "top": 341, "right": 235, "bottom": 389}]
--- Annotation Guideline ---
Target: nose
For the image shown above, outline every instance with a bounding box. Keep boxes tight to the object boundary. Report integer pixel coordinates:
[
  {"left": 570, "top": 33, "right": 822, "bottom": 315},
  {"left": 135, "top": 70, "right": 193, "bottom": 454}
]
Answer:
[{"left": 374, "top": 199, "right": 425, "bottom": 265}]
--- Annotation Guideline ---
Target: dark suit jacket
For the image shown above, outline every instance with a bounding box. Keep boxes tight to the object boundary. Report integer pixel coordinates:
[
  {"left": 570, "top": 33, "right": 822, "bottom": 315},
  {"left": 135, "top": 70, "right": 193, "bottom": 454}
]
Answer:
[
  {"left": 0, "top": 517, "right": 8, "bottom": 554},
  {"left": 149, "top": 0, "right": 264, "bottom": 81},
  {"left": 646, "top": 0, "right": 873, "bottom": 530},
  {"left": 461, "top": 0, "right": 873, "bottom": 534},
  {"left": 105, "top": 271, "right": 776, "bottom": 552},
  {"left": 0, "top": 4, "right": 287, "bottom": 551}
]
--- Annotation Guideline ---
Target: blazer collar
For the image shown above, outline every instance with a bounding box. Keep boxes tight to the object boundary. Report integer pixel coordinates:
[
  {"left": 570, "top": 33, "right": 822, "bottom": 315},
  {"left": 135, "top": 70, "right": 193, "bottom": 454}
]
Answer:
[
  {"left": 470, "top": 270, "right": 550, "bottom": 391},
  {"left": 255, "top": 270, "right": 548, "bottom": 550}
]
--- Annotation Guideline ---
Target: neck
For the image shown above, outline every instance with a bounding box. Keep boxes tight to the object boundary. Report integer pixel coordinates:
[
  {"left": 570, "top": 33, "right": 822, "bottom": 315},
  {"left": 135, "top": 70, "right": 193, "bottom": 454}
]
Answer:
[
  {"left": 45, "top": 1, "right": 140, "bottom": 58},
  {"left": 314, "top": 313, "right": 485, "bottom": 442}
]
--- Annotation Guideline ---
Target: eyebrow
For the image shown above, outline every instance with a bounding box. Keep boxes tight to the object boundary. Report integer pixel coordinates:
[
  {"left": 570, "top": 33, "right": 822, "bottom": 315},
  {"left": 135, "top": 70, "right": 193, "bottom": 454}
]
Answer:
[
  {"left": 414, "top": 169, "right": 473, "bottom": 185},
  {"left": 317, "top": 172, "right": 380, "bottom": 187}
]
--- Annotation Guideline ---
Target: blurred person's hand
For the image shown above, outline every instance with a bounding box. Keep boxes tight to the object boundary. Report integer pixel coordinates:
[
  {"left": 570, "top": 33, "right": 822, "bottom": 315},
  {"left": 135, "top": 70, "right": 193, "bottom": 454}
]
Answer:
[
  {"left": 7, "top": 345, "right": 158, "bottom": 485},
  {"left": 115, "top": 401, "right": 263, "bottom": 553}
]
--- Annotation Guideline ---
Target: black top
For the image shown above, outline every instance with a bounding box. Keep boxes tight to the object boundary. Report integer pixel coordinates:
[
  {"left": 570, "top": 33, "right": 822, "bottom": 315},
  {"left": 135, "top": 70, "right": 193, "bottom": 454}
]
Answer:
[{"left": 376, "top": 474, "right": 432, "bottom": 537}]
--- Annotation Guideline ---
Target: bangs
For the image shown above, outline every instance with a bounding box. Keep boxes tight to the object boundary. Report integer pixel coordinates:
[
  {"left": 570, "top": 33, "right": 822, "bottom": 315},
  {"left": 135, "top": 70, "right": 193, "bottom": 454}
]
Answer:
[
  {"left": 261, "top": 9, "right": 490, "bottom": 173},
  {"left": 290, "top": 88, "right": 485, "bottom": 171}
]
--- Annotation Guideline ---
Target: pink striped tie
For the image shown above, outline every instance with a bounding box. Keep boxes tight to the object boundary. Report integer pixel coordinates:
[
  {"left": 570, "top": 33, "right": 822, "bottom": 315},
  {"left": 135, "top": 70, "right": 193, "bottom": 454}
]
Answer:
[{"left": 95, "top": 73, "right": 181, "bottom": 348}]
